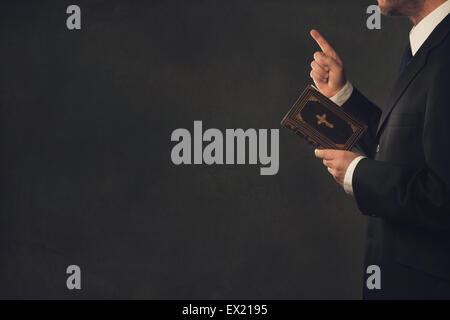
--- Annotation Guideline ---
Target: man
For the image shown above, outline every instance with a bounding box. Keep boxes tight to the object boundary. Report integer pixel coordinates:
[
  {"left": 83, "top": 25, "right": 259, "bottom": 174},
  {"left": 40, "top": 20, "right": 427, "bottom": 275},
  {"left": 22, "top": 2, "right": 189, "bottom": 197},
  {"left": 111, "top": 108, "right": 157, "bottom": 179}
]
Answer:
[{"left": 311, "top": 0, "right": 450, "bottom": 299}]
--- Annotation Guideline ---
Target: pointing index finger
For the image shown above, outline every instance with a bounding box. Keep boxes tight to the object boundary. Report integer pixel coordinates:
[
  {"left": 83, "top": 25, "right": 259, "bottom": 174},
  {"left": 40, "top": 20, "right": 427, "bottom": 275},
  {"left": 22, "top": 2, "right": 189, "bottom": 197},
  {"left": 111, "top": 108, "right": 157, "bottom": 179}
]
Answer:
[{"left": 310, "top": 29, "right": 338, "bottom": 59}]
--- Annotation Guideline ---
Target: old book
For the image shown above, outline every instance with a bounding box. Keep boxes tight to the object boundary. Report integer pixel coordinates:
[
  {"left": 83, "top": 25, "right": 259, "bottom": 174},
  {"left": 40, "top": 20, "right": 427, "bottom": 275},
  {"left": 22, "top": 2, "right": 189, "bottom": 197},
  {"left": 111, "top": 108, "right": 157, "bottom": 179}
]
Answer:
[{"left": 280, "top": 85, "right": 367, "bottom": 150}]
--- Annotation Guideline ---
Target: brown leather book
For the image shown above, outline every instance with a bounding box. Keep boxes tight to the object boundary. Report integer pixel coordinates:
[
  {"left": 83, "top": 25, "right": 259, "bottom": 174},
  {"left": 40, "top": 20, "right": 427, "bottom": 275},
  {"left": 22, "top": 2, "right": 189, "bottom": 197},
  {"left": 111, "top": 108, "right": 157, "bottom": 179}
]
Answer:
[{"left": 281, "top": 85, "right": 367, "bottom": 150}]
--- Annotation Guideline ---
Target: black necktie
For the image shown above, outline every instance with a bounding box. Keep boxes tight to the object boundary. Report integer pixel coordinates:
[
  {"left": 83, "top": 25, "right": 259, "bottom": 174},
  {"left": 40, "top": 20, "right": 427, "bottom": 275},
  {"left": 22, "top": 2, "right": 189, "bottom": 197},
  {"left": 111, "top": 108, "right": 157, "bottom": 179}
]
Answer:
[{"left": 399, "top": 41, "right": 413, "bottom": 74}]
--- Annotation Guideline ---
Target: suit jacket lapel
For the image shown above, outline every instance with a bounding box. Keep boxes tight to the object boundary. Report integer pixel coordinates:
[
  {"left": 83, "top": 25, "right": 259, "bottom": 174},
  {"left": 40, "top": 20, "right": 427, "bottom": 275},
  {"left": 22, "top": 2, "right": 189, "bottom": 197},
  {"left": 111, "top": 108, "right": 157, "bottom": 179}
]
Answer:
[{"left": 376, "top": 15, "right": 450, "bottom": 138}]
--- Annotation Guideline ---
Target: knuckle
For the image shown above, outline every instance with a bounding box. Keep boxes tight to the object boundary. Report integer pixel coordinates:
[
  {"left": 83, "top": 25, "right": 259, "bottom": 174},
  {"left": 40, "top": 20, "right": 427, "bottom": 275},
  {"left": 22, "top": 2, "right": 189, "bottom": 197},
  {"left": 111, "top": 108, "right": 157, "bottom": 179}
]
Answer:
[{"left": 324, "top": 56, "right": 333, "bottom": 64}]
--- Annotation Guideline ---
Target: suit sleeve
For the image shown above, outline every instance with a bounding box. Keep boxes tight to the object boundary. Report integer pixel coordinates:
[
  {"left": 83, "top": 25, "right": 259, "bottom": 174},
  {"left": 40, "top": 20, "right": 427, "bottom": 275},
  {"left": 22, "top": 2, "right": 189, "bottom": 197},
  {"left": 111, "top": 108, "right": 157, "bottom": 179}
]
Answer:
[
  {"left": 341, "top": 88, "right": 382, "bottom": 158},
  {"left": 352, "top": 60, "right": 450, "bottom": 231}
]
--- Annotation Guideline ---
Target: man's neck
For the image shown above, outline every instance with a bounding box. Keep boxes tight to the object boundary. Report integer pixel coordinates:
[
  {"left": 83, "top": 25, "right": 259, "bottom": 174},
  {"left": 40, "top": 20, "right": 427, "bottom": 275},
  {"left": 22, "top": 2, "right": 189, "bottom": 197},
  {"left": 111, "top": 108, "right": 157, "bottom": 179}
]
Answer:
[{"left": 409, "top": 0, "right": 447, "bottom": 25}]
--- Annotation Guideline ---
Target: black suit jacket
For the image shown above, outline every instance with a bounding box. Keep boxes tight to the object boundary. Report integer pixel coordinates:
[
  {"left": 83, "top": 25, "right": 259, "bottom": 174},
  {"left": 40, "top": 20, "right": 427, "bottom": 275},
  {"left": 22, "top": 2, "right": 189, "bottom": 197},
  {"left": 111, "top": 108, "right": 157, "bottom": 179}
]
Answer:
[{"left": 342, "top": 15, "right": 450, "bottom": 299}]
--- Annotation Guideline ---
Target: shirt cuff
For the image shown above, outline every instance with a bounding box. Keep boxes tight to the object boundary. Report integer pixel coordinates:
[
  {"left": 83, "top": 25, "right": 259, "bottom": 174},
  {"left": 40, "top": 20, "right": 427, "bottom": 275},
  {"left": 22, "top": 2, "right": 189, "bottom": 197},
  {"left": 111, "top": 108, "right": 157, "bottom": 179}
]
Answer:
[
  {"left": 343, "top": 156, "right": 366, "bottom": 196},
  {"left": 330, "top": 81, "right": 354, "bottom": 107}
]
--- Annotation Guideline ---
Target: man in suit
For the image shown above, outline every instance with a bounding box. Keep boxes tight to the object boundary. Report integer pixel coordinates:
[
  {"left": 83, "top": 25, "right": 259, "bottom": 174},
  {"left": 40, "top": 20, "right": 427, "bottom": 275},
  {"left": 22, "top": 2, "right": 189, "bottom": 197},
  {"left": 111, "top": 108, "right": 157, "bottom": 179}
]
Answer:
[{"left": 311, "top": 0, "right": 450, "bottom": 299}]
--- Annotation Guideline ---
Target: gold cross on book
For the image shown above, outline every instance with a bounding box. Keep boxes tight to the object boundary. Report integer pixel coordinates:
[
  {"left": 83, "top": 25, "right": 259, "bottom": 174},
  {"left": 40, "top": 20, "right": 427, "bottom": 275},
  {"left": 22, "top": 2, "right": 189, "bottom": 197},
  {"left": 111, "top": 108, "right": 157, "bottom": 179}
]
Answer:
[{"left": 316, "top": 113, "right": 334, "bottom": 128}]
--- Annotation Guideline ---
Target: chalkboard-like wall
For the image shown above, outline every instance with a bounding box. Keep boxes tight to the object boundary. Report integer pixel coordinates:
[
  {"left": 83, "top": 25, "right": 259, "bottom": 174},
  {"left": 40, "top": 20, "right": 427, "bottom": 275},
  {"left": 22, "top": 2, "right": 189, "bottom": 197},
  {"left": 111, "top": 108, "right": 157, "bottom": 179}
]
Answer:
[{"left": 0, "top": 0, "right": 410, "bottom": 299}]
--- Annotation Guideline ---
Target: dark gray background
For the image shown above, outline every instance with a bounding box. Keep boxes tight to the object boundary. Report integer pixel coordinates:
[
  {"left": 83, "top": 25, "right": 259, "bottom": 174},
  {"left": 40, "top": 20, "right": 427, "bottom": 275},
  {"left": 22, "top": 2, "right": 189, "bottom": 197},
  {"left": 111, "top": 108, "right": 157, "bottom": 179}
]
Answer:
[{"left": 0, "top": 0, "right": 410, "bottom": 299}]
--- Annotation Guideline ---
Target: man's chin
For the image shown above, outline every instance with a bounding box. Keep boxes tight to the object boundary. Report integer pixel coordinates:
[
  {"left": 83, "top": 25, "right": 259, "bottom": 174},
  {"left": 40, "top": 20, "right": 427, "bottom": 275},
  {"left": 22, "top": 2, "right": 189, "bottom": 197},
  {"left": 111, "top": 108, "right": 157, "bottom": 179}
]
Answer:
[{"left": 378, "top": 5, "right": 403, "bottom": 16}]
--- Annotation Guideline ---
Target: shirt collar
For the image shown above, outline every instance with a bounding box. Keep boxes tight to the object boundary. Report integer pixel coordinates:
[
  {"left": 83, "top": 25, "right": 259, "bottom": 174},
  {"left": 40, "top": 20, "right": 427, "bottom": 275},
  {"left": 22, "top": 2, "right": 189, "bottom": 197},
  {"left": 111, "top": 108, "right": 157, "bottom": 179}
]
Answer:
[{"left": 409, "top": 0, "right": 450, "bottom": 56}]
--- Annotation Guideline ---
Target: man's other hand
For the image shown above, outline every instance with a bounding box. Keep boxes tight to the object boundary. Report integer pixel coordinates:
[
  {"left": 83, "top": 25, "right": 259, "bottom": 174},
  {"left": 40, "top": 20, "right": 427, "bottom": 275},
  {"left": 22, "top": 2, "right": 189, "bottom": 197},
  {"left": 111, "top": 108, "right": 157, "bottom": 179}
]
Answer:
[
  {"left": 310, "top": 29, "right": 347, "bottom": 98},
  {"left": 314, "top": 149, "right": 360, "bottom": 187}
]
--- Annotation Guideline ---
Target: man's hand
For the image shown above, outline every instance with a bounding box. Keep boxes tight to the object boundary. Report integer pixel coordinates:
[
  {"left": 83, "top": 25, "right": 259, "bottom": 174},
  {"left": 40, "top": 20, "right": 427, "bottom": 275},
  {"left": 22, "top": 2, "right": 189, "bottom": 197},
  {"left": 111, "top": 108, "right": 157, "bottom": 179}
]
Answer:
[
  {"left": 310, "top": 29, "right": 347, "bottom": 98},
  {"left": 314, "top": 149, "right": 360, "bottom": 187}
]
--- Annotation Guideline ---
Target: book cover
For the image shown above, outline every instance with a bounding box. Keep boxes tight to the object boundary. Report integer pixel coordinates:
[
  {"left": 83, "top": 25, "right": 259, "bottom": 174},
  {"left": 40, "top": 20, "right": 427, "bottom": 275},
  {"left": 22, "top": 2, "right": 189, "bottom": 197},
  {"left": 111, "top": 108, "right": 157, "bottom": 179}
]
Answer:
[{"left": 281, "top": 85, "right": 367, "bottom": 150}]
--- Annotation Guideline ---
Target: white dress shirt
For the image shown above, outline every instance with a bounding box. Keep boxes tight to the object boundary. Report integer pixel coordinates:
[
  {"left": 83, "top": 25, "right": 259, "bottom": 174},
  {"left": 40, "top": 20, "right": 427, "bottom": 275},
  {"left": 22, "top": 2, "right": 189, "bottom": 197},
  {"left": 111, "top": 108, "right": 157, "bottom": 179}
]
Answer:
[{"left": 330, "top": 0, "right": 450, "bottom": 196}]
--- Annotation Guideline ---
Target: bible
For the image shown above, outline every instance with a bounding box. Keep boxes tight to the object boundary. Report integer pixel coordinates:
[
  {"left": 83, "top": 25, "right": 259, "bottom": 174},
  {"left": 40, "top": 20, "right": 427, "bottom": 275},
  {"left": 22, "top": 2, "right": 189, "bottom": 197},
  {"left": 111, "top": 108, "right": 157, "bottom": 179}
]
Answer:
[{"left": 280, "top": 85, "right": 367, "bottom": 150}]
